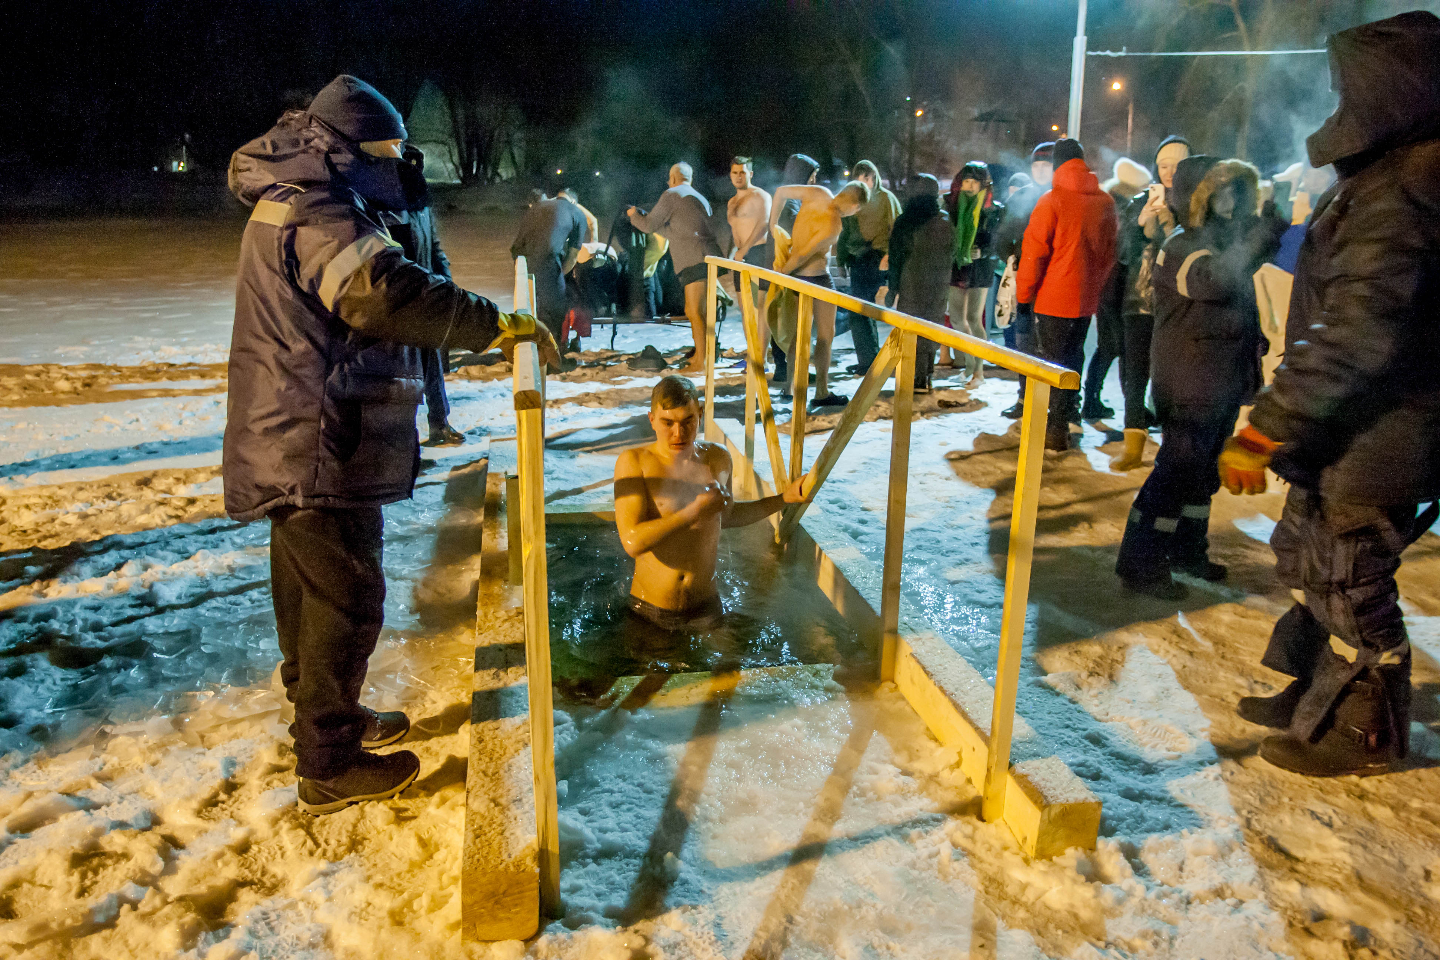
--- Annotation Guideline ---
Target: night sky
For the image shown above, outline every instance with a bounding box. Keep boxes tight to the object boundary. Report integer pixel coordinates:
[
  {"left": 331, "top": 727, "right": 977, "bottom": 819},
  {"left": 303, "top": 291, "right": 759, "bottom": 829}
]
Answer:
[{"left": 4, "top": 1, "right": 1428, "bottom": 181}]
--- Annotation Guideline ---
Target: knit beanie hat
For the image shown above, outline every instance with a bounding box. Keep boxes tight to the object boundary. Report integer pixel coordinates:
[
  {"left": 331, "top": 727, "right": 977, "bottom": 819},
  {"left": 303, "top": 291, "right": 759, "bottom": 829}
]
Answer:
[
  {"left": 1052, "top": 138, "right": 1085, "bottom": 167},
  {"left": 1112, "top": 157, "right": 1152, "bottom": 192},
  {"left": 1007, "top": 172, "right": 1033, "bottom": 192},
  {"left": 1030, "top": 141, "right": 1055, "bottom": 164},
  {"left": 309, "top": 75, "right": 407, "bottom": 143},
  {"left": 1154, "top": 134, "right": 1191, "bottom": 171},
  {"left": 905, "top": 173, "right": 940, "bottom": 199}
]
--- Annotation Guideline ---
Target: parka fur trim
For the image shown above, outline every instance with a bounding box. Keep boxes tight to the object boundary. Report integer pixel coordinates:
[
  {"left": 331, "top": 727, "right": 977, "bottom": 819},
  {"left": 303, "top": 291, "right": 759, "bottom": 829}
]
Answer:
[{"left": 1189, "top": 159, "right": 1262, "bottom": 229}]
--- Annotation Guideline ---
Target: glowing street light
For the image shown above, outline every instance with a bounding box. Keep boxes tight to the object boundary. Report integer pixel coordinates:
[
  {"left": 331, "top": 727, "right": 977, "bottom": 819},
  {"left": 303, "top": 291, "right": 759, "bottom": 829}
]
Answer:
[
  {"left": 915, "top": 108, "right": 924, "bottom": 117},
  {"left": 1109, "top": 78, "right": 1134, "bottom": 155},
  {"left": 1052, "top": 124, "right": 1060, "bottom": 132}
]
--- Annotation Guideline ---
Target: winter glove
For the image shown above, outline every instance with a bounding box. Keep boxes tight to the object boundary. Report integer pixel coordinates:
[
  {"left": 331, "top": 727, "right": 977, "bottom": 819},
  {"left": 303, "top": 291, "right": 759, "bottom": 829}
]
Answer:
[
  {"left": 490, "top": 313, "right": 562, "bottom": 369},
  {"left": 1218, "top": 425, "right": 1281, "bottom": 495}
]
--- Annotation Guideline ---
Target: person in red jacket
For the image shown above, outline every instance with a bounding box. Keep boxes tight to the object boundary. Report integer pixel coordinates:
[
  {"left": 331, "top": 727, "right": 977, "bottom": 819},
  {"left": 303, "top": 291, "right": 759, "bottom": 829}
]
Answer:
[{"left": 1015, "top": 139, "right": 1119, "bottom": 450}]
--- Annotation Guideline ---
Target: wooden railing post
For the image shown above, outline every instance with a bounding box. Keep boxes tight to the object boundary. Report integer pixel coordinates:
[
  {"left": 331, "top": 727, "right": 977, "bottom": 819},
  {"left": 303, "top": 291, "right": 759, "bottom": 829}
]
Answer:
[
  {"left": 512, "top": 340, "right": 560, "bottom": 914},
  {"left": 982, "top": 377, "right": 1051, "bottom": 823},
  {"left": 740, "top": 270, "right": 758, "bottom": 498},
  {"left": 789, "top": 294, "right": 814, "bottom": 483},
  {"left": 704, "top": 262, "right": 720, "bottom": 440},
  {"left": 879, "top": 331, "right": 917, "bottom": 681},
  {"left": 736, "top": 268, "right": 788, "bottom": 498}
]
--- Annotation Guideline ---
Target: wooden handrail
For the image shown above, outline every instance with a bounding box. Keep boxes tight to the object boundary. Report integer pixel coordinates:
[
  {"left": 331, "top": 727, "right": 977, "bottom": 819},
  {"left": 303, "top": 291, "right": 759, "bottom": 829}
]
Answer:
[{"left": 703, "top": 255, "right": 1080, "bottom": 389}]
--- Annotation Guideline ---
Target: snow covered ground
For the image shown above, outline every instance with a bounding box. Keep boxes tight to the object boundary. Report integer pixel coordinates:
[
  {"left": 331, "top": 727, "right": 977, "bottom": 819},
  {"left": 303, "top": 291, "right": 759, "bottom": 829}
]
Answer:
[{"left": 1, "top": 218, "right": 1439, "bottom": 959}]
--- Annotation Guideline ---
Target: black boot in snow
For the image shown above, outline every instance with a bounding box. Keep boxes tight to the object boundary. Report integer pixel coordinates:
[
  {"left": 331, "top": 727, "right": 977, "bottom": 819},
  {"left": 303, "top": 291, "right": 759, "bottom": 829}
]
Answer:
[
  {"left": 1237, "top": 678, "right": 1308, "bottom": 728},
  {"left": 361, "top": 706, "right": 411, "bottom": 750},
  {"left": 1116, "top": 509, "right": 1186, "bottom": 600},
  {"left": 1172, "top": 557, "right": 1227, "bottom": 581},
  {"left": 1080, "top": 397, "right": 1114, "bottom": 421},
  {"left": 1259, "top": 675, "right": 1404, "bottom": 777},
  {"left": 299, "top": 750, "right": 421, "bottom": 814}
]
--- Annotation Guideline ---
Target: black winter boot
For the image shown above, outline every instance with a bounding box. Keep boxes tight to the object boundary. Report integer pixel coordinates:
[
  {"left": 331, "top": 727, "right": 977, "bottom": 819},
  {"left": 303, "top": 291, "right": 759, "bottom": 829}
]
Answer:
[
  {"left": 1080, "top": 397, "right": 1115, "bottom": 421},
  {"left": 1237, "top": 678, "right": 1308, "bottom": 728},
  {"left": 1260, "top": 672, "right": 1404, "bottom": 777},
  {"left": 1169, "top": 511, "right": 1225, "bottom": 580},
  {"left": 1116, "top": 509, "right": 1186, "bottom": 600},
  {"left": 299, "top": 749, "right": 421, "bottom": 814}
]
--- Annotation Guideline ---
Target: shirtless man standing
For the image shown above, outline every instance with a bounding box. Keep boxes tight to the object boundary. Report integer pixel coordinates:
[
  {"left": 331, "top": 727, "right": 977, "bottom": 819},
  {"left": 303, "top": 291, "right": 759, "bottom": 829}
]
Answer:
[
  {"left": 614, "top": 375, "right": 807, "bottom": 628},
  {"left": 726, "top": 157, "right": 773, "bottom": 366},
  {"left": 768, "top": 179, "right": 869, "bottom": 407}
]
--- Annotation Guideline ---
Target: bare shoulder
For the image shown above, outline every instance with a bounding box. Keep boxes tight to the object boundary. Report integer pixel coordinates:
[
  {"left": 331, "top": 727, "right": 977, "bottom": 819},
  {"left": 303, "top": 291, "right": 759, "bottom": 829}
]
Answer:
[
  {"left": 614, "top": 446, "right": 644, "bottom": 479},
  {"left": 697, "top": 441, "right": 732, "bottom": 475}
]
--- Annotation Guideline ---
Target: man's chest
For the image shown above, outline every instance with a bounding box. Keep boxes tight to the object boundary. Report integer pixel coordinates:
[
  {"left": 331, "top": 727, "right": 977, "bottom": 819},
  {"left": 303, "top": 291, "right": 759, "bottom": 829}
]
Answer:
[{"left": 643, "top": 462, "right": 712, "bottom": 515}]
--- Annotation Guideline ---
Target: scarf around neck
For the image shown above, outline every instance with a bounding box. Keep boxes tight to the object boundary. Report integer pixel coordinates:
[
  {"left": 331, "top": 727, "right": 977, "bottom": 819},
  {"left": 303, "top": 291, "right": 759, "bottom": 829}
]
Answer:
[{"left": 953, "top": 190, "right": 982, "bottom": 269}]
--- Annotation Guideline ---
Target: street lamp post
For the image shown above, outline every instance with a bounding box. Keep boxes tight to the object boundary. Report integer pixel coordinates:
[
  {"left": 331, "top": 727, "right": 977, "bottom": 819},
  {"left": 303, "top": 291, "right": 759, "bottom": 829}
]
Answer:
[
  {"left": 1067, "top": 0, "right": 1088, "bottom": 139},
  {"left": 1111, "top": 79, "right": 1133, "bottom": 156}
]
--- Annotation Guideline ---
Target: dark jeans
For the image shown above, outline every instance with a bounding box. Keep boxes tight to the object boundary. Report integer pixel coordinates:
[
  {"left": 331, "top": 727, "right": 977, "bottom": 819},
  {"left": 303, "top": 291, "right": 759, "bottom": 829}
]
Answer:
[
  {"left": 534, "top": 262, "right": 567, "bottom": 328},
  {"left": 847, "top": 249, "right": 886, "bottom": 372},
  {"left": 1115, "top": 402, "right": 1239, "bottom": 580},
  {"left": 271, "top": 505, "right": 386, "bottom": 780},
  {"left": 1035, "top": 313, "right": 1091, "bottom": 423},
  {"left": 421, "top": 348, "right": 450, "bottom": 432},
  {"left": 1262, "top": 487, "right": 1433, "bottom": 740},
  {"left": 1121, "top": 312, "right": 1155, "bottom": 429},
  {"left": 1084, "top": 271, "right": 1126, "bottom": 410}
]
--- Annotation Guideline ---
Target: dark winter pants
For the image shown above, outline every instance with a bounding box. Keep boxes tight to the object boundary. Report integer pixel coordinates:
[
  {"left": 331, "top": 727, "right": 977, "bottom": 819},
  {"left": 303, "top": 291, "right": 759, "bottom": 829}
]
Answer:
[
  {"left": 1035, "top": 314, "right": 1091, "bottom": 424},
  {"left": 270, "top": 505, "right": 386, "bottom": 780},
  {"left": 534, "top": 262, "right": 567, "bottom": 329},
  {"left": 421, "top": 348, "right": 450, "bottom": 432},
  {"left": 1083, "top": 269, "right": 1127, "bottom": 413},
  {"left": 1012, "top": 307, "right": 1038, "bottom": 402},
  {"left": 1261, "top": 487, "right": 1432, "bottom": 741},
  {"left": 847, "top": 249, "right": 887, "bottom": 373},
  {"left": 1121, "top": 312, "right": 1155, "bottom": 430},
  {"left": 1115, "top": 402, "right": 1239, "bottom": 581}
]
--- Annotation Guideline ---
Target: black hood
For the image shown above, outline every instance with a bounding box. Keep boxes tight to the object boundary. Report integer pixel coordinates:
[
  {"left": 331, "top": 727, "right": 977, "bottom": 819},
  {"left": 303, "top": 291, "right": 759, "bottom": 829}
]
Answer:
[
  {"left": 1307, "top": 11, "right": 1440, "bottom": 169},
  {"left": 228, "top": 110, "right": 406, "bottom": 209}
]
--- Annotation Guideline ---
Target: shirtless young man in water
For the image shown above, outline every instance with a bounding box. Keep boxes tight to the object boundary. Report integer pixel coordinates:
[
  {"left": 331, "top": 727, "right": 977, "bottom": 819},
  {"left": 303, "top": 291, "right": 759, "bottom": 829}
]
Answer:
[
  {"left": 614, "top": 375, "right": 808, "bottom": 629},
  {"left": 768, "top": 180, "right": 869, "bottom": 407}
]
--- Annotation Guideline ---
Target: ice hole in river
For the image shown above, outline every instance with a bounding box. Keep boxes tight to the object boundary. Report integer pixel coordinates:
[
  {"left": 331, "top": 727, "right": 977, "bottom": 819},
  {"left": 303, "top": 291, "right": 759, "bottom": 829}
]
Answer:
[{"left": 546, "top": 521, "right": 874, "bottom": 702}]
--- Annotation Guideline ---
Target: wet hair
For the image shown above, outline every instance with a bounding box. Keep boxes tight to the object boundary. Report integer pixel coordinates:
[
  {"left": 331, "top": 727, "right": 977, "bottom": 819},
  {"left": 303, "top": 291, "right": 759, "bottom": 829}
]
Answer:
[
  {"left": 731, "top": 156, "right": 753, "bottom": 170},
  {"left": 838, "top": 180, "right": 871, "bottom": 205},
  {"left": 782, "top": 153, "right": 820, "bottom": 185},
  {"left": 651, "top": 374, "right": 699, "bottom": 411},
  {"left": 853, "top": 159, "right": 880, "bottom": 180}
]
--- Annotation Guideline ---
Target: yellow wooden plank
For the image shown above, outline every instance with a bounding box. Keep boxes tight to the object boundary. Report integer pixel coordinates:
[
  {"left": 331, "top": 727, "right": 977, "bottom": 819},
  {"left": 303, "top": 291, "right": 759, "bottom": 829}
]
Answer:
[
  {"left": 789, "top": 293, "right": 813, "bottom": 482},
  {"left": 879, "top": 331, "right": 916, "bottom": 681},
  {"left": 703, "top": 255, "right": 1078, "bottom": 389},
  {"left": 704, "top": 262, "right": 720, "bottom": 440},
  {"left": 982, "top": 378, "right": 1051, "bottom": 824},
  {"left": 735, "top": 267, "right": 787, "bottom": 497},
  {"left": 777, "top": 330, "right": 901, "bottom": 543}
]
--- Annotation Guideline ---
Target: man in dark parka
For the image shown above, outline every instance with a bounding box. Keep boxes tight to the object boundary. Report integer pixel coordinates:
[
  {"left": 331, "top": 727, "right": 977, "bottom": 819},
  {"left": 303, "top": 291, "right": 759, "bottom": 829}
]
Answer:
[
  {"left": 226, "top": 76, "right": 557, "bottom": 812},
  {"left": 1219, "top": 13, "right": 1440, "bottom": 776}
]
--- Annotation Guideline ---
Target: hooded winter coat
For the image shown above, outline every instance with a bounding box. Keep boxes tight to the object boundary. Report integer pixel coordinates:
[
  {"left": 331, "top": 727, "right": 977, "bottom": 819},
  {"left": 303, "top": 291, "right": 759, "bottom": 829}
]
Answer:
[
  {"left": 1151, "top": 159, "right": 1284, "bottom": 409},
  {"left": 1015, "top": 158, "right": 1117, "bottom": 319},
  {"left": 887, "top": 189, "right": 953, "bottom": 324},
  {"left": 1248, "top": 11, "right": 1440, "bottom": 505},
  {"left": 1118, "top": 136, "right": 1190, "bottom": 317},
  {"left": 224, "top": 111, "right": 503, "bottom": 522},
  {"left": 945, "top": 184, "right": 1005, "bottom": 288}
]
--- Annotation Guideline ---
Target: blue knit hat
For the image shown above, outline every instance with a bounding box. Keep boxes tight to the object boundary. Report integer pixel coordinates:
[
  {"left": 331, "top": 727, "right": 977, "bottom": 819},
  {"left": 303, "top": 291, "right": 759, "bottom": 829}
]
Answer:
[{"left": 309, "top": 75, "right": 407, "bottom": 143}]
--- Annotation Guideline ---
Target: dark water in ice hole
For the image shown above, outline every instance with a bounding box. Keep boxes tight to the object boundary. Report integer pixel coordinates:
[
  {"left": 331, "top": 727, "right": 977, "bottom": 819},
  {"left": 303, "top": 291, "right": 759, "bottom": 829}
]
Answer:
[{"left": 547, "top": 522, "right": 872, "bottom": 698}]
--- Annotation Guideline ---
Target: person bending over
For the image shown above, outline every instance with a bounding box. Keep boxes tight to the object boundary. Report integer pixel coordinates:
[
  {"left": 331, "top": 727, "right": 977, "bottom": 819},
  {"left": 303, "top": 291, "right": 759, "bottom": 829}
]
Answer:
[
  {"left": 613, "top": 376, "right": 808, "bottom": 629},
  {"left": 768, "top": 180, "right": 869, "bottom": 407}
]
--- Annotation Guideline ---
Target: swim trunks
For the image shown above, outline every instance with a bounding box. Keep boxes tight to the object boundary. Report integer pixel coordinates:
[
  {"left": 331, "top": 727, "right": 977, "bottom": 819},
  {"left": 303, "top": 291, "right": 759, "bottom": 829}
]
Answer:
[
  {"left": 677, "top": 262, "right": 709, "bottom": 287},
  {"left": 626, "top": 593, "right": 724, "bottom": 633}
]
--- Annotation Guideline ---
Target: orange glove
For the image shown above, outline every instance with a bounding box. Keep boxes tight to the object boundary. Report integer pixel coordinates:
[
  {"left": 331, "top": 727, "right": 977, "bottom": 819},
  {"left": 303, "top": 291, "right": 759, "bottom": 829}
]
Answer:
[{"left": 1219, "top": 425, "right": 1281, "bottom": 495}]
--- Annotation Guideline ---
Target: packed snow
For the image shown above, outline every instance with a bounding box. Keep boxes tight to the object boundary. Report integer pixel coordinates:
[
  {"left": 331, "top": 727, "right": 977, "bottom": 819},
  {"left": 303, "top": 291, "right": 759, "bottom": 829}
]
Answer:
[{"left": 1, "top": 217, "right": 1438, "bottom": 959}]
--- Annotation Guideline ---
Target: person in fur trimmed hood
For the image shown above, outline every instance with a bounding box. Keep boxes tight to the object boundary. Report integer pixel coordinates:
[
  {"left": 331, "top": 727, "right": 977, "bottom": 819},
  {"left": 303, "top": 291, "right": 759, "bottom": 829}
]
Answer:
[{"left": 1115, "top": 156, "right": 1283, "bottom": 600}]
